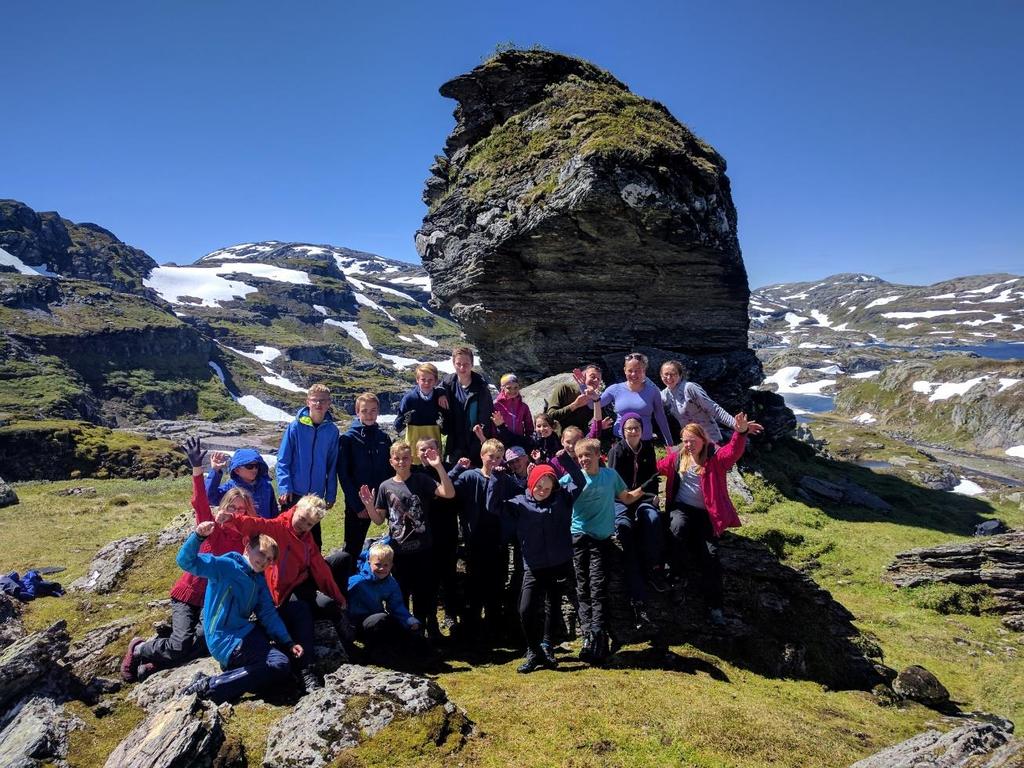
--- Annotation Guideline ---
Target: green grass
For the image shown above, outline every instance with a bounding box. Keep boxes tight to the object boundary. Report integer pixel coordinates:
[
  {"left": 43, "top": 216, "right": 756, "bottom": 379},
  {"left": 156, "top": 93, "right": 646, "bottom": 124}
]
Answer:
[{"left": 8, "top": 431, "right": 1024, "bottom": 767}]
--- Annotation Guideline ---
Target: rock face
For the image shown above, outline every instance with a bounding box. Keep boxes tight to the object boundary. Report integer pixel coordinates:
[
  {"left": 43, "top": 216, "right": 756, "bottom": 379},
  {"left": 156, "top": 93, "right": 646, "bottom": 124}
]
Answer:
[
  {"left": 849, "top": 720, "right": 1021, "bottom": 768},
  {"left": 263, "top": 665, "right": 472, "bottom": 767},
  {"left": 70, "top": 535, "right": 150, "bottom": 594},
  {"left": 103, "top": 694, "right": 224, "bottom": 768},
  {"left": 0, "top": 621, "right": 70, "bottom": 709},
  {"left": 0, "top": 695, "right": 84, "bottom": 768},
  {"left": 417, "top": 50, "right": 751, "bottom": 382},
  {"left": 886, "top": 531, "right": 1024, "bottom": 629}
]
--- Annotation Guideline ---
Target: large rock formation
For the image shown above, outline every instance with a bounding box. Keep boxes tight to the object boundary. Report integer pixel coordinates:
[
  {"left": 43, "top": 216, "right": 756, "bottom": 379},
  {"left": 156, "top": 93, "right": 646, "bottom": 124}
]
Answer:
[{"left": 417, "top": 50, "right": 752, "bottom": 381}]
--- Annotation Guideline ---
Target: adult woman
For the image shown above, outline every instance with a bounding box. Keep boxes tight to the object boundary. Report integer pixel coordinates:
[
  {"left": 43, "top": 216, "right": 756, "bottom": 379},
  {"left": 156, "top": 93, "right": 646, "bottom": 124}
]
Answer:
[
  {"left": 659, "top": 360, "right": 763, "bottom": 444},
  {"left": 599, "top": 353, "right": 673, "bottom": 444},
  {"left": 656, "top": 413, "right": 749, "bottom": 626}
]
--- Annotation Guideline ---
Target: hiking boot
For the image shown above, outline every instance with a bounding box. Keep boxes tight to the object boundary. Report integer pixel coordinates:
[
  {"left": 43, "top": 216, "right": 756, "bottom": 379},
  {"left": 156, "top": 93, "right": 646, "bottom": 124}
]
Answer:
[
  {"left": 300, "top": 668, "right": 323, "bottom": 693},
  {"left": 578, "top": 633, "right": 594, "bottom": 663},
  {"left": 632, "top": 601, "right": 658, "bottom": 635},
  {"left": 709, "top": 608, "right": 726, "bottom": 627},
  {"left": 517, "top": 650, "right": 545, "bottom": 674},
  {"left": 120, "top": 637, "right": 145, "bottom": 683},
  {"left": 539, "top": 642, "right": 558, "bottom": 668},
  {"left": 137, "top": 663, "right": 157, "bottom": 682},
  {"left": 647, "top": 569, "right": 671, "bottom": 594},
  {"left": 182, "top": 672, "right": 211, "bottom": 699}
]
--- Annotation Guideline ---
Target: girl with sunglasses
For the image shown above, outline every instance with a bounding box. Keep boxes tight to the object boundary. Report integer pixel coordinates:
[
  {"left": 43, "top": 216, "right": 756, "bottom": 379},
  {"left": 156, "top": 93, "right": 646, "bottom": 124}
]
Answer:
[{"left": 207, "top": 448, "right": 279, "bottom": 519}]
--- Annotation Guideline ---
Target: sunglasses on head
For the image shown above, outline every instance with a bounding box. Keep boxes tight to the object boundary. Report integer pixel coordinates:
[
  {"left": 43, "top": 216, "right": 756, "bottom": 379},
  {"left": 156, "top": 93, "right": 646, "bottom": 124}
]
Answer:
[
  {"left": 625, "top": 353, "right": 645, "bottom": 362},
  {"left": 241, "top": 462, "right": 260, "bottom": 470}
]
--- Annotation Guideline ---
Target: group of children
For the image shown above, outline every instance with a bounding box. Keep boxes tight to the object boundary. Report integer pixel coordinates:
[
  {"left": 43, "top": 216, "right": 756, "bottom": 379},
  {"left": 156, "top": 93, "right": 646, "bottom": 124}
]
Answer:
[{"left": 121, "top": 345, "right": 758, "bottom": 702}]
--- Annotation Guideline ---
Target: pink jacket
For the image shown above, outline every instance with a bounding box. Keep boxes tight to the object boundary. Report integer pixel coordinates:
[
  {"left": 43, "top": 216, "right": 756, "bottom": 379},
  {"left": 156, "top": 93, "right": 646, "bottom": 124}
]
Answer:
[
  {"left": 493, "top": 393, "right": 534, "bottom": 437},
  {"left": 657, "top": 430, "right": 746, "bottom": 537}
]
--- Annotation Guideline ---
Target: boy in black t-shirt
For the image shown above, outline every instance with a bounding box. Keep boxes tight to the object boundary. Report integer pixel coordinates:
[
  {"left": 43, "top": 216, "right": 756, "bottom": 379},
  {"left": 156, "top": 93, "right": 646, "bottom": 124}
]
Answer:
[{"left": 357, "top": 440, "right": 455, "bottom": 629}]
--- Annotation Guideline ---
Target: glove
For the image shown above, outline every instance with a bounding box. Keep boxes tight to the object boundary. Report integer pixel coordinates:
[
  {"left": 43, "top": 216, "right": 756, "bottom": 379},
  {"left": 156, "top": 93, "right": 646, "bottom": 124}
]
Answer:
[{"left": 183, "top": 436, "right": 207, "bottom": 468}]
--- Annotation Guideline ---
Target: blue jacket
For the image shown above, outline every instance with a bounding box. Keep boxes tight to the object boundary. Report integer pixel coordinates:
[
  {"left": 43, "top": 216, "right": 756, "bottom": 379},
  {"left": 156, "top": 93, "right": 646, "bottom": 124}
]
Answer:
[
  {"left": 276, "top": 407, "right": 339, "bottom": 503},
  {"left": 176, "top": 532, "right": 292, "bottom": 667},
  {"left": 206, "top": 448, "right": 279, "bottom": 519},
  {"left": 338, "top": 421, "right": 393, "bottom": 513},
  {"left": 346, "top": 558, "right": 417, "bottom": 628},
  {"left": 394, "top": 386, "right": 444, "bottom": 434},
  {"left": 505, "top": 455, "right": 585, "bottom": 570}
]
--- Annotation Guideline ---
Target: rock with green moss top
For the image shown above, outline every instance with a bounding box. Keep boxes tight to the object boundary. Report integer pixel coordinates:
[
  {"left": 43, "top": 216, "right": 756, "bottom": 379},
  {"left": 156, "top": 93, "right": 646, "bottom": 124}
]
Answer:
[{"left": 417, "top": 49, "right": 750, "bottom": 380}]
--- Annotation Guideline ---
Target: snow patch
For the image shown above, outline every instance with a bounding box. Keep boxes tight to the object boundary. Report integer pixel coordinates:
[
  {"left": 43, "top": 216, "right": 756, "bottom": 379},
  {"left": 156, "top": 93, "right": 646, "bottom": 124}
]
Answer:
[
  {"left": 964, "top": 278, "right": 1019, "bottom": 295},
  {"left": 896, "top": 323, "right": 918, "bottom": 330},
  {"left": 763, "top": 366, "right": 836, "bottom": 394},
  {"left": 380, "top": 353, "right": 421, "bottom": 370},
  {"left": 881, "top": 310, "right": 987, "bottom": 320},
  {"left": 413, "top": 334, "right": 439, "bottom": 347},
  {"left": 1006, "top": 445, "right": 1024, "bottom": 459},
  {"left": 261, "top": 372, "right": 305, "bottom": 393},
  {"left": 951, "top": 477, "right": 984, "bottom": 496},
  {"left": 0, "top": 246, "right": 60, "bottom": 277},
  {"left": 313, "top": 304, "right": 328, "bottom": 316},
  {"left": 865, "top": 295, "right": 903, "bottom": 309},
  {"left": 925, "top": 292, "right": 958, "bottom": 300},
  {"left": 225, "top": 345, "right": 282, "bottom": 365},
  {"left": 353, "top": 292, "right": 397, "bottom": 322},
  {"left": 913, "top": 376, "right": 989, "bottom": 401},
  {"left": 784, "top": 312, "right": 808, "bottom": 328},
  {"left": 960, "top": 314, "right": 1006, "bottom": 327},
  {"left": 145, "top": 262, "right": 311, "bottom": 307},
  {"left": 325, "top": 319, "right": 373, "bottom": 351},
  {"left": 851, "top": 412, "right": 877, "bottom": 425},
  {"left": 851, "top": 370, "right": 881, "bottom": 379},
  {"left": 809, "top": 309, "right": 832, "bottom": 327},
  {"left": 207, "top": 361, "right": 294, "bottom": 423},
  {"left": 997, "top": 378, "right": 1020, "bottom": 392},
  {"left": 389, "top": 275, "right": 432, "bottom": 290}
]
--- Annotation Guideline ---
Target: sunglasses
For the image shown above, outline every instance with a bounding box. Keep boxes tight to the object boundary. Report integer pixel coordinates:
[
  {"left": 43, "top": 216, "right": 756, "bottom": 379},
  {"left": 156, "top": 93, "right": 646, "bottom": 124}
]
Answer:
[
  {"left": 624, "top": 353, "right": 645, "bottom": 362},
  {"left": 240, "top": 462, "right": 260, "bottom": 470}
]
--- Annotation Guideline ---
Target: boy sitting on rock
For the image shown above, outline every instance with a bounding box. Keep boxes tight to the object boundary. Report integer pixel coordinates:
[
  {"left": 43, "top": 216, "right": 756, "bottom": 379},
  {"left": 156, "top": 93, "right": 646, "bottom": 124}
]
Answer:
[{"left": 179, "top": 521, "right": 302, "bottom": 703}]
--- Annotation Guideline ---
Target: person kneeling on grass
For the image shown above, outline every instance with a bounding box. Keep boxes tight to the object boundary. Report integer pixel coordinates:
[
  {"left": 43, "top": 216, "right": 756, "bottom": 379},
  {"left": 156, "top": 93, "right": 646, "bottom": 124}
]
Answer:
[
  {"left": 178, "top": 522, "right": 302, "bottom": 703},
  {"left": 346, "top": 541, "right": 435, "bottom": 668}
]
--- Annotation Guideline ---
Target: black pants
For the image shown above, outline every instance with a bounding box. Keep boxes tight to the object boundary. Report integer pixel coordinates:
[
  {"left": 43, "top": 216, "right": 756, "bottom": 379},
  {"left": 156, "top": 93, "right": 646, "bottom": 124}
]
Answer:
[
  {"left": 430, "top": 497, "right": 461, "bottom": 620},
  {"left": 668, "top": 503, "right": 723, "bottom": 609},
  {"left": 519, "top": 561, "right": 574, "bottom": 652},
  {"left": 357, "top": 612, "right": 430, "bottom": 664},
  {"left": 572, "top": 534, "right": 614, "bottom": 636},
  {"left": 391, "top": 547, "right": 437, "bottom": 626},
  {"left": 138, "top": 598, "right": 207, "bottom": 668},
  {"left": 278, "top": 548, "right": 351, "bottom": 668},
  {"left": 206, "top": 626, "right": 291, "bottom": 704},
  {"left": 465, "top": 529, "right": 505, "bottom": 632},
  {"left": 343, "top": 509, "right": 373, "bottom": 562}
]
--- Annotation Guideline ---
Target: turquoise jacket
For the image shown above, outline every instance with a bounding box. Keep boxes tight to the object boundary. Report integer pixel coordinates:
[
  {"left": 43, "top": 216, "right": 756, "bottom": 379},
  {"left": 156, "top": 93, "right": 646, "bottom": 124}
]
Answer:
[{"left": 176, "top": 532, "right": 292, "bottom": 667}]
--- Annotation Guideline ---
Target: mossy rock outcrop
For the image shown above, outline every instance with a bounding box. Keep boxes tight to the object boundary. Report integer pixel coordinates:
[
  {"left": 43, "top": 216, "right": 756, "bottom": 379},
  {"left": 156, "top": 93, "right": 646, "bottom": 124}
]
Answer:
[{"left": 417, "top": 49, "right": 751, "bottom": 380}]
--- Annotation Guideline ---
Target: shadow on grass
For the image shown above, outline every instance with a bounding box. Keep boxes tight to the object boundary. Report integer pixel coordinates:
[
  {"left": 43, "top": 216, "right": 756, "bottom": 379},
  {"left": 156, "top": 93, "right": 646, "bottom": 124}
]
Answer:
[
  {"left": 746, "top": 437, "right": 995, "bottom": 536},
  {"left": 607, "top": 646, "right": 731, "bottom": 680}
]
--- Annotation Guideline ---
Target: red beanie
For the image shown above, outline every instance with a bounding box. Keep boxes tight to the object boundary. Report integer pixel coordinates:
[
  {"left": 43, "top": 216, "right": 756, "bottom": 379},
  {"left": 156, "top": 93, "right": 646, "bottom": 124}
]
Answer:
[{"left": 527, "top": 464, "right": 557, "bottom": 494}]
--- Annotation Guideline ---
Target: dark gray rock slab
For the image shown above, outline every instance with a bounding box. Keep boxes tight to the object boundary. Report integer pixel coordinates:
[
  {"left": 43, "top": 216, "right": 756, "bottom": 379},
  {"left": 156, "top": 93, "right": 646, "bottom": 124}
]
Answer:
[
  {"left": 0, "top": 621, "right": 70, "bottom": 709},
  {"left": 892, "top": 665, "right": 950, "bottom": 708},
  {"left": 0, "top": 594, "right": 24, "bottom": 651},
  {"left": 127, "top": 657, "right": 221, "bottom": 713},
  {"left": 0, "top": 476, "right": 17, "bottom": 508},
  {"left": 262, "top": 665, "right": 472, "bottom": 768},
  {"left": 70, "top": 534, "right": 149, "bottom": 593},
  {"left": 103, "top": 694, "right": 224, "bottom": 768},
  {"left": 799, "top": 475, "right": 894, "bottom": 511},
  {"left": 0, "top": 695, "right": 84, "bottom": 768},
  {"left": 849, "top": 721, "right": 1018, "bottom": 767},
  {"left": 65, "top": 617, "right": 136, "bottom": 681}
]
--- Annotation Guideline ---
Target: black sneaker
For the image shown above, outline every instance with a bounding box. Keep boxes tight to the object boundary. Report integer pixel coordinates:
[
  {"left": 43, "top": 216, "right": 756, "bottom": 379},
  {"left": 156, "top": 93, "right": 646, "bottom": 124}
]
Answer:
[
  {"left": 300, "top": 668, "right": 323, "bottom": 693},
  {"left": 539, "top": 642, "right": 558, "bottom": 668},
  {"left": 182, "top": 672, "right": 210, "bottom": 699},
  {"left": 517, "top": 650, "right": 545, "bottom": 674},
  {"left": 578, "top": 633, "right": 594, "bottom": 663}
]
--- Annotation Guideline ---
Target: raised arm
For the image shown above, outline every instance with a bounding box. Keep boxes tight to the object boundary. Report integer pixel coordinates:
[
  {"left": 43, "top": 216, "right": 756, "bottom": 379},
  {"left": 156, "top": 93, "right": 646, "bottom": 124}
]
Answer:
[
  {"left": 176, "top": 529, "right": 233, "bottom": 580},
  {"left": 425, "top": 448, "right": 455, "bottom": 499},
  {"left": 714, "top": 413, "right": 749, "bottom": 471}
]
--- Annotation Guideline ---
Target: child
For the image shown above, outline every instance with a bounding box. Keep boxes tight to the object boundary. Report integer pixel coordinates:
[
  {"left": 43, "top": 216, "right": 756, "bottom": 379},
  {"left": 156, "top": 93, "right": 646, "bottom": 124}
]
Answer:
[
  {"left": 178, "top": 521, "right": 301, "bottom": 703},
  {"left": 394, "top": 363, "right": 449, "bottom": 462},
  {"left": 276, "top": 383, "right": 340, "bottom": 548},
  {"left": 657, "top": 414, "right": 749, "bottom": 627},
  {"left": 413, "top": 437, "right": 461, "bottom": 636},
  {"left": 207, "top": 448, "right": 278, "bottom": 519},
  {"left": 338, "top": 392, "right": 393, "bottom": 561},
  {"left": 528, "top": 413, "right": 562, "bottom": 463},
  {"left": 561, "top": 437, "right": 644, "bottom": 664},
  {"left": 505, "top": 458, "right": 586, "bottom": 673},
  {"left": 218, "top": 494, "right": 349, "bottom": 692},
  {"left": 439, "top": 346, "right": 493, "bottom": 467},
  {"left": 449, "top": 438, "right": 518, "bottom": 640},
  {"left": 607, "top": 412, "right": 668, "bottom": 632},
  {"left": 357, "top": 440, "right": 455, "bottom": 634},
  {"left": 122, "top": 437, "right": 256, "bottom": 683},
  {"left": 548, "top": 426, "right": 584, "bottom": 479},
  {"left": 346, "top": 541, "right": 435, "bottom": 667},
  {"left": 489, "top": 373, "right": 534, "bottom": 450}
]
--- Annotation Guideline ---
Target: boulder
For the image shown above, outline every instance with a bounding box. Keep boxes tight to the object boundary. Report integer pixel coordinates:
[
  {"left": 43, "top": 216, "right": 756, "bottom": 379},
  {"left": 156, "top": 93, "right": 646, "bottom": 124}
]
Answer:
[
  {"left": 0, "top": 621, "right": 70, "bottom": 709},
  {"left": 70, "top": 534, "right": 150, "bottom": 593},
  {"left": 127, "top": 658, "right": 222, "bottom": 713},
  {"left": 849, "top": 721, "right": 1019, "bottom": 767},
  {"left": 263, "top": 665, "right": 472, "bottom": 767},
  {"left": 103, "top": 694, "right": 224, "bottom": 768},
  {"left": 892, "top": 664, "right": 951, "bottom": 707},
  {"left": 65, "top": 617, "right": 137, "bottom": 681},
  {"left": 0, "top": 476, "right": 17, "bottom": 507},
  {"left": 798, "top": 475, "right": 894, "bottom": 512},
  {"left": 416, "top": 50, "right": 784, "bottom": 435},
  {"left": 0, "top": 695, "right": 84, "bottom": 768},
  {"left": 0, "top": 593, "right": 25, "bottom": 651},
  {"left": 886, "top": 531, "right": 1024, "bottom": 624}
]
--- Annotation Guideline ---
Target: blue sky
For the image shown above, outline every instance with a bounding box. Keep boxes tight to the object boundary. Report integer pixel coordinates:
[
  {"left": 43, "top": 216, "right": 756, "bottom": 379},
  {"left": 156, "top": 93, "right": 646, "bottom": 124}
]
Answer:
[{"left": 3, "top": 1, "right": 1021, "bottom": 288}]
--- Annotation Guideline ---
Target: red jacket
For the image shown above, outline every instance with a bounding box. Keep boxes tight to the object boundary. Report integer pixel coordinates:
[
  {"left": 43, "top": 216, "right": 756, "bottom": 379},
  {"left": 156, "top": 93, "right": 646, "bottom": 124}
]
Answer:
[
  {"left": 657, "top": 430, "right": 746, "bottom": 537},
  {"left": 169, "top": 475, "right": 246, "bottom": 607},
  {"left": 222, "top": 509, "right": 346, "bottom": 607}
]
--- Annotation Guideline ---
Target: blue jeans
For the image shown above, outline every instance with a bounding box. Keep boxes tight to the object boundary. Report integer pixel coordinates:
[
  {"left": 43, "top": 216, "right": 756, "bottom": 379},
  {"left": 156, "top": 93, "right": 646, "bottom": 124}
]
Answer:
[
  {"left": 206, "top": 627, "right": 290, "bottom": 703},
  {"left": 615, "top": 502, "right": 663, "bottom": 602}
]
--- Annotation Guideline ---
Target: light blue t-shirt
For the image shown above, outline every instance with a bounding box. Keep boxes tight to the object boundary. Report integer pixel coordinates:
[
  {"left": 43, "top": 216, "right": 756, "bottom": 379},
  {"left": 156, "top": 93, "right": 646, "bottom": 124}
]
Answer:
[{"left": 561, "top": 467, "right": 626, "bottom": 539}]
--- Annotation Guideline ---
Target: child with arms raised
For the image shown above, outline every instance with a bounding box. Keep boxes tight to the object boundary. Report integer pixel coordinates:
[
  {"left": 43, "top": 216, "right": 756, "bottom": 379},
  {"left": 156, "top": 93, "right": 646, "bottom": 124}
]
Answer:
[{"left": 206, "top": 448, "right": 278, "bottom": 519}]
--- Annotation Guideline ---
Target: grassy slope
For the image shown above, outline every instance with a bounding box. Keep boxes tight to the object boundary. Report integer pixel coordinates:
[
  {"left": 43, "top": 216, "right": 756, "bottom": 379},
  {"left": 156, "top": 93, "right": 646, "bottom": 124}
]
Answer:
[{"left": 6, "top": 437, "right": 1023, "bottom": 767}]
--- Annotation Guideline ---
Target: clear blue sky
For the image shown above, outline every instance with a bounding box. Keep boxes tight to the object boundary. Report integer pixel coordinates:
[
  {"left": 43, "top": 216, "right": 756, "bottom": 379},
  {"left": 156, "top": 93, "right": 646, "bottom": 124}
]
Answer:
[{"left": 4, "top": 1, "right": 1021, "bottom": 288}]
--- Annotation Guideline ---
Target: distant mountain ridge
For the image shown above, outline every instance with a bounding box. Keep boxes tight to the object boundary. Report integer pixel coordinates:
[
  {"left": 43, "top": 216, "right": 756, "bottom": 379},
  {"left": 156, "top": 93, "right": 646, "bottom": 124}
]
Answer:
[{"left": 750, "top": 272, "right": 1024, "bottom": 349}]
